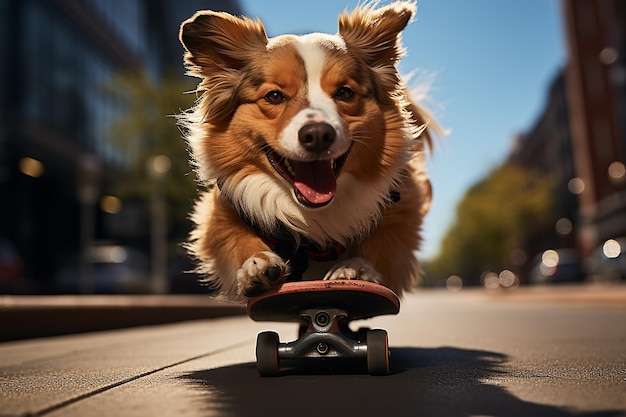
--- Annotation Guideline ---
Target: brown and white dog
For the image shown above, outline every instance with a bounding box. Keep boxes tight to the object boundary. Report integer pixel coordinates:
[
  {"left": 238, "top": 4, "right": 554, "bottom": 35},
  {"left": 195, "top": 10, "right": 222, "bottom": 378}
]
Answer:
[{"left": 179, "top": 1, "right": 436, "bottom": 302}]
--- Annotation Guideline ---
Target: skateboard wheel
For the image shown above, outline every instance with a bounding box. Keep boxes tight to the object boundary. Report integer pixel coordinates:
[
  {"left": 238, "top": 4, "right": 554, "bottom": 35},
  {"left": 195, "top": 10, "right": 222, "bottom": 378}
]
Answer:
[
  {"left": 256, "top": 331, "right": 280, "bottom": 377},
  {"left": 366, "top": 329, "right": 390, "bottom": 376}
]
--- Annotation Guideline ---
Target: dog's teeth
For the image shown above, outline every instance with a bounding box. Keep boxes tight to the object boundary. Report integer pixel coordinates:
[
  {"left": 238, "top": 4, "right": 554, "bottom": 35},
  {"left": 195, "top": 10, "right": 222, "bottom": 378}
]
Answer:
[{"left": 284, "top": 159, "right": 295, "bottom": 176}]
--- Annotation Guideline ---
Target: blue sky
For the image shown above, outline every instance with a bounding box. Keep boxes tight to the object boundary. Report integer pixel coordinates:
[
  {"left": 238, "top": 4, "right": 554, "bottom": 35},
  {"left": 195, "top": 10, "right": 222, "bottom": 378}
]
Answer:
[{"left": 239, "top": 0, "right": 565, "bottom": 258}]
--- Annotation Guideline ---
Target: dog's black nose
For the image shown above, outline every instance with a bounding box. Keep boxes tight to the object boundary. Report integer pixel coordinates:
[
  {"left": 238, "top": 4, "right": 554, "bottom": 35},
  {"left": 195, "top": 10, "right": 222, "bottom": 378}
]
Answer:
[{"left": 298, "top": 122, "right": 336, "bottom": 154}]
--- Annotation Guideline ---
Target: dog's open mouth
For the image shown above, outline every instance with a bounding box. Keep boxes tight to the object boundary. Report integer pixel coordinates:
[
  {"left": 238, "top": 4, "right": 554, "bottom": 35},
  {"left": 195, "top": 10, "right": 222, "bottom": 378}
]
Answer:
[{"left": 264, "top": 145, "right": 352, "bottom": 208}]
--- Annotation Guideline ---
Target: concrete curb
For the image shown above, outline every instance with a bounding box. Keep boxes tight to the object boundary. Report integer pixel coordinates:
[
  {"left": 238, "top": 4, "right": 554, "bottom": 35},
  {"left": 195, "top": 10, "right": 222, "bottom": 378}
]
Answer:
[{"left": 0, "top": 295, "right": 245, "bottom": 342}]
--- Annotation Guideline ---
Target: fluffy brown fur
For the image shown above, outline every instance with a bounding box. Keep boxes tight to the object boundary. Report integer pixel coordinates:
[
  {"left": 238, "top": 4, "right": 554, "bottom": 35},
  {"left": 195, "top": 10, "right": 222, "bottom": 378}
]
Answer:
[{"left": 179, "top": 1, "right": 436, "bottom": 303}]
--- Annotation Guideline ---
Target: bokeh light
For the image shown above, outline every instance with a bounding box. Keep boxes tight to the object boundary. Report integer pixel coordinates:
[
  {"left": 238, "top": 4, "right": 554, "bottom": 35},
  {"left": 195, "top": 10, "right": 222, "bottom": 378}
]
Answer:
[
  {"left": 446, "top": 275, "right": 463, "bottom": 292},
  {"left": 555, "top": 218, "right": 573, "bottom": 235},
  {"left": 19, "top": 157, "right": 45, "bottom": 178},
  {"left": 499, "top": 269, "right": 519, "bottom": 288},
  {"left": 150, "top": 155, "right": 171, "bottom": 175},
  {"left": 483, "top": 272, "right": 500, "bottom": 290},
  {"left": 541, "top": 249, "right": 560, "bottom": 268},
  {"left": 602, "top": 239, "right": 621, "bottom": 259},
  {"left": 608, "top": 161, "right": 625, "bottom": 183},
  {"left": 568, "top": 177, "right": 585, "bottom": 195},
  {"left": 100, "top": 195, "right": 122, "bottom": 214}
]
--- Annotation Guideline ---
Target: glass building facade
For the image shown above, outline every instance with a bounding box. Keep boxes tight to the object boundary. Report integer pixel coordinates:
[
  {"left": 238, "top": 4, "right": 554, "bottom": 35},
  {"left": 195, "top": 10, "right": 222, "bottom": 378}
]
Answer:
[{"left": 0, "top": 0, "right": 242, "bottom": 291}]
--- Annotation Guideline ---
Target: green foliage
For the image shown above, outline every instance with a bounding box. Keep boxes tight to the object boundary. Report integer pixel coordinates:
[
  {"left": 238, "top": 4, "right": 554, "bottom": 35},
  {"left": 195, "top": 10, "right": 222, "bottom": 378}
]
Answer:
[
  {"left": 104, "top": 71, "right": 198, "bottom": 236},
  {"left": 425, "top": 164, "right": 554, "bottom": 284}
]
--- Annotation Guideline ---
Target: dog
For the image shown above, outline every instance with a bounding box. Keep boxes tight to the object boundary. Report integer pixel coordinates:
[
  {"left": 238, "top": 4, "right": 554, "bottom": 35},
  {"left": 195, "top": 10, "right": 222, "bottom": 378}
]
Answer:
[{"left": 179, "top": 1, "right": 436, "bottom": 303}]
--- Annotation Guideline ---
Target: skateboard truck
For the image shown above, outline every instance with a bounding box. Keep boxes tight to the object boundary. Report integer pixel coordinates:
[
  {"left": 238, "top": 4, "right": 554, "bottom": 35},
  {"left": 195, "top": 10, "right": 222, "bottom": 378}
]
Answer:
[{"left": 248, "top": 280, "right": 399, "bottom": 376}]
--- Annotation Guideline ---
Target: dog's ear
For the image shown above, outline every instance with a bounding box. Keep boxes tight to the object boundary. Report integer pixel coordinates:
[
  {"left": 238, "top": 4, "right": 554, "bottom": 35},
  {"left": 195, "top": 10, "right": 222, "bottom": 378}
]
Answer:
[
  {"left": 339, "top": 2, "right": 415, "bottom": 101},
  {"left": 338, "top": 2, "right": 415, "bottom": 66},
  {"left": 180, "top": 11, "right": 268, "bottom": 78},
  {"left": 179, "top": 11, "right": 267, "bottom": 123}
]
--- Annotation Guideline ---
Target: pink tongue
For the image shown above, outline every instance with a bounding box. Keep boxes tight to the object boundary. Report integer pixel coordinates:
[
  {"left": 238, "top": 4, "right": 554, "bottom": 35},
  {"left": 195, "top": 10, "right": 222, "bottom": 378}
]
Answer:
[{"left": 292, "top": 160, "right": 336, "bottom": 205}]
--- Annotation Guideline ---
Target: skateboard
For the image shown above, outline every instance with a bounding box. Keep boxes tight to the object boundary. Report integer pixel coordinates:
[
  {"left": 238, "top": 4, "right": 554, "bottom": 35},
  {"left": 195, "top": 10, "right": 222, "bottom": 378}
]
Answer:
[{"left": 247, "top": 279, "right": 400, "bottom": 376}]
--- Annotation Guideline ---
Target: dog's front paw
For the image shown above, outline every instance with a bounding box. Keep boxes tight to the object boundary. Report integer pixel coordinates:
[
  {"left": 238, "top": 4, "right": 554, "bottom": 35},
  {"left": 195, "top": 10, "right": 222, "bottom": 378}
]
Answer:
[
  {"left": 237, "top": 251, "right": 288, "bottom": 298},
  {"left": 324, "top": 257, "right": 382, "bottom": 284}
]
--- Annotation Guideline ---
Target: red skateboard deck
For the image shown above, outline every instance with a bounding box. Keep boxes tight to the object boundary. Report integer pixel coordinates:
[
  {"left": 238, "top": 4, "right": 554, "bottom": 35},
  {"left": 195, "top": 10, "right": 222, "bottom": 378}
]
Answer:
[{"left": 247, "top": 279, "right": 400, "bottom": 322}]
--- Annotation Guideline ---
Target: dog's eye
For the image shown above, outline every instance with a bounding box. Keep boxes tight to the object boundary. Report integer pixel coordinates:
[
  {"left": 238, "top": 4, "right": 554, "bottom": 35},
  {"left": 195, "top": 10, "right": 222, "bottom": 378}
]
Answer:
[
  {"left": 264, "top": 90, "right": 286, "bottom": 105},
  {"left": 333, "top": 86, "right": 354, "bottom": 101}
]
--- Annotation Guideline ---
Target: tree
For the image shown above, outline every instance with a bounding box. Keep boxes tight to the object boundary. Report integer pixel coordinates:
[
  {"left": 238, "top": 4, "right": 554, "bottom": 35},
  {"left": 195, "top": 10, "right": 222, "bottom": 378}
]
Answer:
[
  {"left": 425, "top": 164, "right": 554, "bottom": 285},
  {"left": 104, "top": 71, "right": 198, "bottom": 241}
]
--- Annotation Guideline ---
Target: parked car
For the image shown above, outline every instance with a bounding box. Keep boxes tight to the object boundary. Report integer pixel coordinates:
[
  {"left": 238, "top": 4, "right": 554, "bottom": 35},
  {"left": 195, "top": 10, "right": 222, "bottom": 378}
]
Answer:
[
  {"left": 586, "top": 238, "right": 626, "bottom": 282},
  {"left": 530, "top": 249, "right": 585, "bottom": 284},
  {"left": 56, "top": 245, "right": 151, "bottom": 294}
]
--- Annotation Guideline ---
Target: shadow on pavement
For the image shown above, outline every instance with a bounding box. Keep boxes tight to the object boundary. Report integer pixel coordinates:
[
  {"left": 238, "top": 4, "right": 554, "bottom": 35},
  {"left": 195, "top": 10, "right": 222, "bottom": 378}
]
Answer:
[{"left": 180, "top": 346, "right": 622, "bottom": 417}]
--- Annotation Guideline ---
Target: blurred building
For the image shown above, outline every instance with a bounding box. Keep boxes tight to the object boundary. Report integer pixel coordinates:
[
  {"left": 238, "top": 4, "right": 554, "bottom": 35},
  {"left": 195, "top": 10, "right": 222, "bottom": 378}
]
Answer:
[
  {"left": 562, "top": 0, "right": 626, "bottom": 256},
  {"left": 508, "top": 71, "right": 578, "bottom": 259},
  {"left": 507, "top": 1, "right": 626, "bottom": 278},
  {"left": 0, "top": 0, "right": 241, "bottom": 291}
]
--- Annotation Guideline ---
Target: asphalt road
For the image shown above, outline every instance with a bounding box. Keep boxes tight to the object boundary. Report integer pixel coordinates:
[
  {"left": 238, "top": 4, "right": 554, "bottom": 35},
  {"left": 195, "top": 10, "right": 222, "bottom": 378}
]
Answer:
[{"left": 1, "top": 285, "right": 625, "bottom": 417}]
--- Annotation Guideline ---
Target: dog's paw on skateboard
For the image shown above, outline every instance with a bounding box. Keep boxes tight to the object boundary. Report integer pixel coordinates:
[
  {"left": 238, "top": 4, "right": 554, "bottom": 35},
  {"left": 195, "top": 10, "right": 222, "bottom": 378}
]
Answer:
[
  {"left": 324, "top": 257, "right": 383, "bottom": 284},
  {"left": 237, "top": 251, "right": 289, "bottom": 297}
]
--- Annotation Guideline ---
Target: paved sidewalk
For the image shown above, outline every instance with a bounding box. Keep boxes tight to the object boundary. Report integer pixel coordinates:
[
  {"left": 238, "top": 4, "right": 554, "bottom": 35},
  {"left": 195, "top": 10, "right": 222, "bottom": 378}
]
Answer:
[
  {"left": 482, "top": 282, "right": 626, "bottom": 305},
  {"left": 0, "top": 317, "right": 283, "bottom": 417},
  {"left": 0, "top": 284, "right": 625, "bottom": 417}
]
